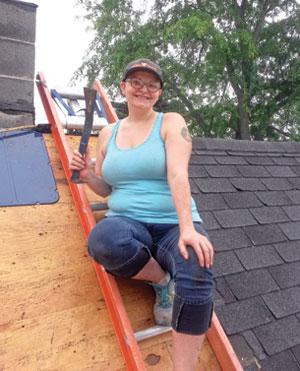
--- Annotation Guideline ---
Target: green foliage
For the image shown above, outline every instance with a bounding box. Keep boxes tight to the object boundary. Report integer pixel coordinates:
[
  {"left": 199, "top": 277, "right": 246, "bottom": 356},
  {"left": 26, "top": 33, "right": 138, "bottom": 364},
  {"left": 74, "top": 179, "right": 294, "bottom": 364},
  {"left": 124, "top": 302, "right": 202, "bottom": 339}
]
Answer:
[{"left": 75, "top": 0, "right": 300, "bottom": 140}]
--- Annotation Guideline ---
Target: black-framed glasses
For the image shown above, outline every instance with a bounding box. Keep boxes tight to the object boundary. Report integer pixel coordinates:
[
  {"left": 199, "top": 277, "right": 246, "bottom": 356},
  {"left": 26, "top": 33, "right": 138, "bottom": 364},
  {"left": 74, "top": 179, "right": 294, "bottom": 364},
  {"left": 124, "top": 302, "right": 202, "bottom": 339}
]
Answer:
[{"left": 125, "top": 77, "right": 161, "bottom": 93}]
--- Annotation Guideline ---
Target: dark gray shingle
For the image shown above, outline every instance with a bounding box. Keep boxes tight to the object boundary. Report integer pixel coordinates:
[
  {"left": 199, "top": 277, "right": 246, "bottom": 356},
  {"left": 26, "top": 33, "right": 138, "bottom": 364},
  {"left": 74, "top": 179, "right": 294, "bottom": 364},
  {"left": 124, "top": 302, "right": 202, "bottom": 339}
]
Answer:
[
  {"left": 194, "top": 193, "right": 227, "bottom": 211},
  {"left": 215, "top": 156, "right": 247, "bottom": 165},
  {"left": 236, "top": 245, "right": 283, "bottom": 270},
  {"left": 204, "top": 165, "right": 240, "bottom": 178},
  {"left": 286, "top": 190, "right": 300, "bottom": 204},
  {"left": 261, "top": 178, "right": 294, "bottom": 191},
  {"left": 215, "top": 277, "right": 236, "bottom": 304},
  {"left": 188, "top": 165, "right": 208, "bottom": 177},
  {"left": 201, "top": 211, "right": 220, "bottom": 230},
  {"left": 250, "top": 206, "right": 289, "bottom": 224},
  {"left": 244, "top": 224, "right": 287, "bottom": 245},
  {"left": 237, "top": 165, "right": 271, "bottom": 178},
  {"left": 280, "top": 221, "right": 300, "bottom": 240},
  {"left": 274, "top": 241, "right": 300, "bottom": 263},
  {"left": 209, "top": 228, "right": 251, "bottom": 251},
  {"left": 213, "top": 251, "right": 244, "bottom": 277},
  {"left": 269, "top": 262, "right": 300, "bottom": 289},
  {"left": 262, "top": 287, "right": 300, "bottom": 319},
  {"left": 223, "top": 192, "right": 262, "bottom": 209},
  {"left": 259, "top": 350, "right": 300, "bottom": 371},
  {"left": 231, "top": 178, "right": 266, "bottom": 191},
  {"left": 282, "top": 205, "right": 300, "bottom": 221},
  {"left": 225, "top": 270, "right": 279, "bottom": 300},
  {"left": 266, "top": 166, "right": 298, "bottom": 177},
  {"left": 216, "top": 297, "right": 272, "bottom": 335},
  {"left": 256, "top": 191, "right": 293, "bottom": 206},
  {"left": 254, "top": 316, "right": 300, "bottom": 355},
  {"left": 194, "top": 178, "right": 236, "bottom": 193},
  {"left": 245, "top": 156, "right": 275, "bottom": 165},
  {"left": 243, "top": 330, "right": 267, "bottom": 361},
  {"left": 214, "top": 209, "right": 257, "bottom": 228}
]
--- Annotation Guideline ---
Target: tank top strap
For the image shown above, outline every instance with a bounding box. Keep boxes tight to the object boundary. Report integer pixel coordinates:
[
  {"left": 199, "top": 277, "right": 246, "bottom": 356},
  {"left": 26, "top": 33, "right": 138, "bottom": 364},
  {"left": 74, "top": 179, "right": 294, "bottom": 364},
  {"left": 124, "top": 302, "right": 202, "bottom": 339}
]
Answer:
[
  {"left": 106, "top": 120, "right": 121, "bottom": 151},
  {"left": 150, "top": 112, "right": 163, "bottom": 139}
]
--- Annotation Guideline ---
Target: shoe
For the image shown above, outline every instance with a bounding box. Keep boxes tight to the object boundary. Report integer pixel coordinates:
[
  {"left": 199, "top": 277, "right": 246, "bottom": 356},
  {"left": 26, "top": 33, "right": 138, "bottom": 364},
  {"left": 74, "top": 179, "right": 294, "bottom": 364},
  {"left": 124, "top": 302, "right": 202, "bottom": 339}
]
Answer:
[{"left": 150, "top": 274, "right": 175, "bottom": 327}]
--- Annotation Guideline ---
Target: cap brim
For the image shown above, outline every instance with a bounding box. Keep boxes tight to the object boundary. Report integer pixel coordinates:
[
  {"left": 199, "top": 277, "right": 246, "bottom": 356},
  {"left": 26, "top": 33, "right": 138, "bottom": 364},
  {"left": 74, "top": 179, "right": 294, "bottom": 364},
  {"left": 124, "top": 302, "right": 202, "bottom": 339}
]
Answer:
[{"left": 123, "top": 67, "right": 163, "bottom": 87}]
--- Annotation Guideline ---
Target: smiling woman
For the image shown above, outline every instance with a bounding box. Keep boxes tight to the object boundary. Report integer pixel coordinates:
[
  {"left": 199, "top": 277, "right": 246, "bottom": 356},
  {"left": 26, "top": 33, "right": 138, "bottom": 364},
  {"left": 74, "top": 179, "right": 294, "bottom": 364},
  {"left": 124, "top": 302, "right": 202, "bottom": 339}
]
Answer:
[{"left": 69, "top": 58, "right": 215, "bottom": 370}]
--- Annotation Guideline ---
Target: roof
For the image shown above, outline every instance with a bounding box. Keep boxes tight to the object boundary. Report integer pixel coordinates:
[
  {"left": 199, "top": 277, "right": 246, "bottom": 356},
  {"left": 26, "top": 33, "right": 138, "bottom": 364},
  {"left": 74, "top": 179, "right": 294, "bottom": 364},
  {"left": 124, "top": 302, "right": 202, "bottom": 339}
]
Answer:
[{"left": 190, "top": 138, "right": 300, "bottom": 371}]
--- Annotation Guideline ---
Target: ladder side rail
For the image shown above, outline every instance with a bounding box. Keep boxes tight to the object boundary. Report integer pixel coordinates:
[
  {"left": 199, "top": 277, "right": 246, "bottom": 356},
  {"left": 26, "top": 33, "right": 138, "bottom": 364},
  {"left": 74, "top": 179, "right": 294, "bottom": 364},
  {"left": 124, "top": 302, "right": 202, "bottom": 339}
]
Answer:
[
  {"left": 93, "top": 80, "right": 118, "bottom": 123},
  {"left": 36, "top": 72, "right": 146, "bottom": 371}
]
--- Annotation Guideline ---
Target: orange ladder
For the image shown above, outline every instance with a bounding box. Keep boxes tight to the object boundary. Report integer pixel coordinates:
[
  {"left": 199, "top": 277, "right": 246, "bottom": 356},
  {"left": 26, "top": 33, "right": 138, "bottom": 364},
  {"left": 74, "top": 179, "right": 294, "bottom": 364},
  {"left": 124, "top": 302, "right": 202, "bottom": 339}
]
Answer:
[{"left": 36, "top": 72, "right": 242, "bottom": 371}]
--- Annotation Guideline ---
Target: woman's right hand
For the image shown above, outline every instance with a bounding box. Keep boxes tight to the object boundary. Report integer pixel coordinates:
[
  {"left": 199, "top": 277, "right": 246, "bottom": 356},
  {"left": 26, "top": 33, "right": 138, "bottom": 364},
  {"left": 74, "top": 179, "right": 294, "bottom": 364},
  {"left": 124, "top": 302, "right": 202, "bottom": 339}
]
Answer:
[{"left": 69, "top": 147, "right": 93, "bottom": 182}]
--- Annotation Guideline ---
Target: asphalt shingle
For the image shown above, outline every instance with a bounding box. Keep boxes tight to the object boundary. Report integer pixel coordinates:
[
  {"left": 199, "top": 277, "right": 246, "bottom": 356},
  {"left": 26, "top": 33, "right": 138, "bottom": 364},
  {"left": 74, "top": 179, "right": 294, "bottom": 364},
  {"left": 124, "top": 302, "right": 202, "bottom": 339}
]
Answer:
[
  {"left": 200, "top": 211, "right": 220, "bottom": 230},
  {"left": 268, "top": 262, "right": 300, "bottom": 289},
  {"left": 274, "top": 241, "right": 300, "bottom": 263},
  {"left": 259, "top": 350, "right": 300, "bottom": 371},
  {"left": 253, "top": 316, "right": 300, "bottom": 355},
  {"left": 244, "top": 224, "right": 287, "bottom": 245},
  {"left": 209, "top": 228, "right": 251, "bottom": 251},
  {"left": 266, "top": 166, "right": 298, "bottom": 177},
  {"left": 236, "top": 245, "right": 283, "bottom": 270},
  {"left": 204, "top": 165, "right": 240, "bottom": 178},
  {"left": 282, "top": 205, "right": 300, "bottom": 221},
  {"left": 190, "top": 154, "right": 217, "bottom": 165},
  {"left": 225, "top": 270, "right": 279, "bottom": 300},
  {"left": 223, "top": 192, "right": 262, "bottom": 209},
  {"left": 245, "top": 156, "right": 275, "bottom": 165},
  {"left": 215, "top": 156, "right": 247, "bottom": 165},
  {"left": 291, "top": 344, "right": 300, "bottom": 366},
  {"left": 280, "top": 221, "right": 300, "bottom": 240},
  {"left": 215, "top": 277, "right": 236, "bottom": 304},
  {"left": 261, "top": 178, "right": 294, "bottom": 191},
  {"left": 213, "top": 251, "right": 244, "bottom": 277},
  {"left": 243, "top": 330, "right": 267, "bottom": 361},
  {"left": 189, "top": 138, "right": 300, "bottom": 366},
  {"left": 216, "top": 297, "right": 272, "bottom": 335},
  {"left": 230, "top": 178, "right": 266, "bottom": 191},
  {"left": 250, "top": 206, "right": 289, "bottom": 224},
  {"left": 256, "top": 191, "right": 293, "bottom": 206},
  {"left": 213, "top": 209, "right": 257, "bottom": 228},
  {"left": 194, "top": 178, "right": 236, "bottom": 193},
  {"left": 285, "top": 190, "right": 300, "bottom": 204},
  {"left": 237, "top": 165, "right": 271, "bottom": 178},
  {"left": 262, "top": 287, "right": 300, "bottom": 319},
  {"left": 188, "top": 165, "right": 208, "bottom": 177},
  {"left": 272, "top": 157, "right": 299, "bottom": 166},
  {"left": 193, "top": 193, "right": 228, "bottom": 211}
]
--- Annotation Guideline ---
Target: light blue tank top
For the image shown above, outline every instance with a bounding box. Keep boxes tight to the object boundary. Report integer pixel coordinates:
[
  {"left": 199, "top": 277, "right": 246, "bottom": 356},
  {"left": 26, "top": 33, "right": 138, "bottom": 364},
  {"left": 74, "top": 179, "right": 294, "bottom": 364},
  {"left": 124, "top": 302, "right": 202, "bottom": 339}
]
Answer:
[{"left": 102, "top": 112, "right": 202, "bottom": 224}]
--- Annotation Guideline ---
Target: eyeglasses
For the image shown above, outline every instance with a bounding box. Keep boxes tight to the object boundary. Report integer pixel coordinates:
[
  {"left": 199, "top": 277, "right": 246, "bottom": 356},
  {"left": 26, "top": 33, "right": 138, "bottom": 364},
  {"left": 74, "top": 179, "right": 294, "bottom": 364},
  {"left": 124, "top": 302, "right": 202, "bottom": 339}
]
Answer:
[{"left": 125, "top": 77, "right": 161, "bottom": 93}]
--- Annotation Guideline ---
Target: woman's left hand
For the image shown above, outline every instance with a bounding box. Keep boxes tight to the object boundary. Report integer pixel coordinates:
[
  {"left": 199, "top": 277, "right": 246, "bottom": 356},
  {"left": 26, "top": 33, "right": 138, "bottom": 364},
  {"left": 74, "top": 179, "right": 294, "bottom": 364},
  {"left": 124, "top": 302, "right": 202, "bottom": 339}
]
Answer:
[{"left": 178, "top": 227, "right": 214, "bottom": 268}]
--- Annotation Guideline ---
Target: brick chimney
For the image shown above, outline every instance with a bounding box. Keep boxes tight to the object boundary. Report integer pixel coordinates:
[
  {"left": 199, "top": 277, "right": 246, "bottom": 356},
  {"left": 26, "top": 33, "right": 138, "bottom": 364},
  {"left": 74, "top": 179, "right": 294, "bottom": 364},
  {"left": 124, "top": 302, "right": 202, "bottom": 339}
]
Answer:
[{"left": 0, "top": 0, "right": 37, "bottom": 128}]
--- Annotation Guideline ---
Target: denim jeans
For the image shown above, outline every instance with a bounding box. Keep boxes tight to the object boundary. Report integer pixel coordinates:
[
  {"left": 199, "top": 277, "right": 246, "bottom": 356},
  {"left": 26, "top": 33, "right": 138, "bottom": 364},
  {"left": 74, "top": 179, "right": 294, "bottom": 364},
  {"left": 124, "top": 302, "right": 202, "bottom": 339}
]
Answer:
[{"left": 88, "top": 216, "right": 214, "bottom": 335}]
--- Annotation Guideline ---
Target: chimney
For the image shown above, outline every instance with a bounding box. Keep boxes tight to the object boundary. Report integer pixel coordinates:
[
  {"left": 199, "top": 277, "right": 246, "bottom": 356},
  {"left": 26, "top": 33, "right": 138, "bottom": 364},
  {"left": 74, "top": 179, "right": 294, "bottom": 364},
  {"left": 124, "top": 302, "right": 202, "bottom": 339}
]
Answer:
[{"left": 0, "top": 0, "right": 37, "bottom": 128}]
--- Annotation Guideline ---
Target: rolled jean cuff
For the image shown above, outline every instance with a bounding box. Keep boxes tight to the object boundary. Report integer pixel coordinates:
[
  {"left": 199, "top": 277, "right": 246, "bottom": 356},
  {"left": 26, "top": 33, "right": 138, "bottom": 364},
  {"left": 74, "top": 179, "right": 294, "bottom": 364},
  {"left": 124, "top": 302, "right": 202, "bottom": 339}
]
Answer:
[{"left": 172, "top": 296, "right": 214, "bottom": 335}]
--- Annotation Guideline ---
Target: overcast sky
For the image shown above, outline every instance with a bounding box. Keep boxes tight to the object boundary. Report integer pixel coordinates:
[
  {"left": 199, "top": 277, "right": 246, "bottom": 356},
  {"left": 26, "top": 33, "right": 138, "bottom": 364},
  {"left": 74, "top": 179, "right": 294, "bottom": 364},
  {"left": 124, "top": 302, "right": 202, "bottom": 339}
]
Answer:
[{"left": 34, "top": 0, "right": 92, "bottom": 122}]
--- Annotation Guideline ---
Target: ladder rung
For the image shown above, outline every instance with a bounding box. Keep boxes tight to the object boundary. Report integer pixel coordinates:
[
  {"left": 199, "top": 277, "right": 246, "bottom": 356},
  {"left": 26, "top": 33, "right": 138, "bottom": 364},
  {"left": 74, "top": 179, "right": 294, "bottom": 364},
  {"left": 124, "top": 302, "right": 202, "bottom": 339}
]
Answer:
[
  {"left": 62, "top": 116, "right": 107, "bottom": 131},
  {"left": 135, "top": 325, "right": 171, "bottom": 342},
  {"left": 90, "top": 202, "right": 108, "bottom": 211}
]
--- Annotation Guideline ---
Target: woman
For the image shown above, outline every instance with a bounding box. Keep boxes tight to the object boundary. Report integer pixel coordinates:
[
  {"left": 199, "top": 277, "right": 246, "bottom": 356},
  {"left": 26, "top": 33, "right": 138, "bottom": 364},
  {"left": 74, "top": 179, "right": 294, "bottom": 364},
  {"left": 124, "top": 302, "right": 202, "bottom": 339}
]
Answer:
[{"left": 69, "top": 58, "right": 214, "bottom": 371}]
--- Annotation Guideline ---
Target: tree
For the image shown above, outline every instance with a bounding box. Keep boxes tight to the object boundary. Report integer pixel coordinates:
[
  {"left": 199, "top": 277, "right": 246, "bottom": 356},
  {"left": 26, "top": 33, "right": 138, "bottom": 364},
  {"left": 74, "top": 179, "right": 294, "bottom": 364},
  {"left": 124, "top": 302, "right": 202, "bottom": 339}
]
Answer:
[{"left": 75, "top": 0, "right": 300, "bottom": 140}]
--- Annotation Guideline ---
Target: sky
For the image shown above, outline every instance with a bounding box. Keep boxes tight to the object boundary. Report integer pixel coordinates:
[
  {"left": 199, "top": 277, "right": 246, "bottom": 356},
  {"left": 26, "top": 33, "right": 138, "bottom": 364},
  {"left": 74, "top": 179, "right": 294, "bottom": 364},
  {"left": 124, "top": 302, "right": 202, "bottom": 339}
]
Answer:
[{"left": 33, "top": 0, "right": 92, "bottom": 122}]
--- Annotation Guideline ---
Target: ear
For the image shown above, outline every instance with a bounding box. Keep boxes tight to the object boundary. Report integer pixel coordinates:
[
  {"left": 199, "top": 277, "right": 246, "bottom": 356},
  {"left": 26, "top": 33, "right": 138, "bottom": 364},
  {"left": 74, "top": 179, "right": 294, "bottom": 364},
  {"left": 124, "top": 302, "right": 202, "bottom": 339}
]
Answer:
[{"left": 120, "top": 81, "right": 126, "bottom": 96}]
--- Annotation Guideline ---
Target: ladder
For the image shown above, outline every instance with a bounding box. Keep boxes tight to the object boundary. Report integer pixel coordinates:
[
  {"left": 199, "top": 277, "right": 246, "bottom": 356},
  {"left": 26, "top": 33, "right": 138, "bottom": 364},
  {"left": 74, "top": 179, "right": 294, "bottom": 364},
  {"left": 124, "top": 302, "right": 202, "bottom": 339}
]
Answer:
[{"left": 36, "top": 72, "right": 242, "bottom": 371}]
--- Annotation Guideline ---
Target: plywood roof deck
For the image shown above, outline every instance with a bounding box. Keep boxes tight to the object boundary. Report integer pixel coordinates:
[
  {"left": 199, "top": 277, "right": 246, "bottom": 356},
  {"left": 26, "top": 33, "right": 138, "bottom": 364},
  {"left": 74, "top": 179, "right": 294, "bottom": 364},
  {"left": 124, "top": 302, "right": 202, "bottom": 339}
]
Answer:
[{"left": 0, "top": 133, "right": 221, "bottom": 370}]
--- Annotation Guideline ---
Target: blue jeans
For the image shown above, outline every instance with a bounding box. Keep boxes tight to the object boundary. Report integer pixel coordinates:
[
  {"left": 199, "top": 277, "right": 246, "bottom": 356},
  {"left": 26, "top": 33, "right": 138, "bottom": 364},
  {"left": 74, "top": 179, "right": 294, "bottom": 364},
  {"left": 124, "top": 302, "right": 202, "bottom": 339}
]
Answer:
[{"left": 88, "top": 216, "right": 214, "bottom": 335}]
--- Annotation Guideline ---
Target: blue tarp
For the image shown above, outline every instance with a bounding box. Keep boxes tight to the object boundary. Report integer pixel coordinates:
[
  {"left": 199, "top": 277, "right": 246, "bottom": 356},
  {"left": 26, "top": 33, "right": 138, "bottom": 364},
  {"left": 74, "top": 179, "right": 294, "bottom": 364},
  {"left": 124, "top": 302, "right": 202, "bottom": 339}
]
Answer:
[{"left": 0, "top": 130, "right": 59, "bottom": 206}]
